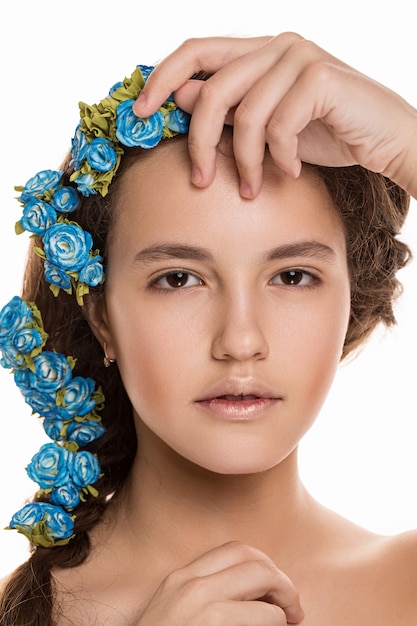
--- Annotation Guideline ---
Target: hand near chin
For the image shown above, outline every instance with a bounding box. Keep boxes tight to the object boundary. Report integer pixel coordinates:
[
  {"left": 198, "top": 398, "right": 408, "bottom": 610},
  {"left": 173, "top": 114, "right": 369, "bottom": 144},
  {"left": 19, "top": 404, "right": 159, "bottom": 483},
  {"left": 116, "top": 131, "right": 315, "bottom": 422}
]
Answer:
[
  {"left": 134, "top": 33, "right": 417, "bottom": 199},
  {"left": 135, "top": 541, "right": 303, "bottom": 625}
]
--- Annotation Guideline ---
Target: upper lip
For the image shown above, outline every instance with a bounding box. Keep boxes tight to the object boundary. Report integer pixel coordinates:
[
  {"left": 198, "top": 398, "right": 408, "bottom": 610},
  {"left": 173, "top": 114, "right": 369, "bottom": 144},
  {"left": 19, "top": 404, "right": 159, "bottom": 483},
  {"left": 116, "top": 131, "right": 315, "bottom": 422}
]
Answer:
[{"left": 196, "top": 377, "right": 281, "bottom": 402}]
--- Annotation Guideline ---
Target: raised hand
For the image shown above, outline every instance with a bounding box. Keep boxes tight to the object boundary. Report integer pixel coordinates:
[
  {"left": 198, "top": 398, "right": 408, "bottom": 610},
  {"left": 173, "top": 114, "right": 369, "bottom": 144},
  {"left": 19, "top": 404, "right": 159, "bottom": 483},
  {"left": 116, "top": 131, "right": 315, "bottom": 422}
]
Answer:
[
  {"left": 134, "top": 33, "right": 417, "bottom": 199},
  {"left": 135, "top": 541, "right": 304, "bottom": 625}
]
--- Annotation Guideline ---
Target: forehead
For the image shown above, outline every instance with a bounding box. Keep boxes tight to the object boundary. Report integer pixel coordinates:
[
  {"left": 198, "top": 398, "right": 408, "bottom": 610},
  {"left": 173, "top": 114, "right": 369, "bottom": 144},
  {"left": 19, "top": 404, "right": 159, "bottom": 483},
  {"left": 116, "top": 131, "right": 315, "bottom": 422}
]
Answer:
[{"left": 111, "top": 131, "right": 343, "bottom": 251}]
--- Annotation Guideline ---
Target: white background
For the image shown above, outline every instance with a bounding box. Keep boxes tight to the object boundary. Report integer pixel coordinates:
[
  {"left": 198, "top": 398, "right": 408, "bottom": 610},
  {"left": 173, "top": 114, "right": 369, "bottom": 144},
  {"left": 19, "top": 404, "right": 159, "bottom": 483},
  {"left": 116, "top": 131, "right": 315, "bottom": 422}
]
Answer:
[{"left": 0, "top": 0, "right": 416, "bottom": 578}]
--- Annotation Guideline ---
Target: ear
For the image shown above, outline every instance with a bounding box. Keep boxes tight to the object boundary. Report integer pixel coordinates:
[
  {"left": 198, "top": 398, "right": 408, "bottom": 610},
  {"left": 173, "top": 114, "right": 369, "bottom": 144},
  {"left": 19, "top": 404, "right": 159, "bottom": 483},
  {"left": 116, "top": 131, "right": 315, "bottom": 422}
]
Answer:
[{"left": 83, "top": 295, "right": 116, "bottom": 360}]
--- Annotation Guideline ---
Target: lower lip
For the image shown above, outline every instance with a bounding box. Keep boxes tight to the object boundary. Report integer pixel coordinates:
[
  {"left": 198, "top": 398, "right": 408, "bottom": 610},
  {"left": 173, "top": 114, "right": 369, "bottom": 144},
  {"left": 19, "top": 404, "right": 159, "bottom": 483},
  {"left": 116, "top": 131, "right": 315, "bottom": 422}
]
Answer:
[{"left": 196, "top": 397, "right": 278, "bottom": 420}]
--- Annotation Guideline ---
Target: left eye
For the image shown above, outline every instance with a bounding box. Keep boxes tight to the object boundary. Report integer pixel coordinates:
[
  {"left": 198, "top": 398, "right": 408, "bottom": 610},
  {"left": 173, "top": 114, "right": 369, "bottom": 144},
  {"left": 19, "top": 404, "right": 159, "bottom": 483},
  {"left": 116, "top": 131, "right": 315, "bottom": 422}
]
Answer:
[
  {"left": 270, "top": 270, "right": 315, "bottom": 286},
  {"left": 153, "top": 271, "right": 202, "bottom": 289}
]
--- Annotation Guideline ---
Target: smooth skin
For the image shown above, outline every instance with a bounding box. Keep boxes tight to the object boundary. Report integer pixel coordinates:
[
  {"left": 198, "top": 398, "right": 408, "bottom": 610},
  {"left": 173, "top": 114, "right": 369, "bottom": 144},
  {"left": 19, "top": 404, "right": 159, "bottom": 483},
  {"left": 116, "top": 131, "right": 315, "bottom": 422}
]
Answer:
[{"left": 53, "top": 34, "right": 417, "bottom": 625}]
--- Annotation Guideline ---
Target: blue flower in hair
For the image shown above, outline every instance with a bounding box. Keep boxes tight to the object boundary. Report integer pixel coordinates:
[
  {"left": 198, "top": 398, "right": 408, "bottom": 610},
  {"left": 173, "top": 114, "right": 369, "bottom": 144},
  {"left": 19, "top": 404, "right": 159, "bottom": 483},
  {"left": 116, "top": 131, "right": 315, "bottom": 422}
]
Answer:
[
  {"left": 23, "top": 388, "right": 62, "bottom": 419},
  {"left": 73, "top": 173, "right": 97, "bottom": 196},
  {"left": 116, "top": 100, "right": 164, "bottom": 148},
  {"left": 18, "top": 170, "right": 64, "bottom": 203},
  {"left": 71, "top": 450, "right": 101, "bottom": 488},
  {"left": 137, "top": 64, "right": 154, "bottom": 81},
  {"left": 43, "top": 418, "right": 67, "bottom": 441},
  {"left": 20, "top": 198, "right": 58, "bottom": 235},
  {"left": 32, "top": 351, "right": 73, "bottom": 393},
  {"left": 12, "top": 325, "right": 44, "bottom": 355},
  {"left": 0, "top": 343, "right": 24, "bottom": 369},
  {"left": 165, "top": 108, "right": 190, "bottom": 134},
  {"left": 44, "top": 261, "right": 73, "bottom": 290},
  {"left": 78, "top": 255, "right": 104, "bottom": 287},
  {"left": 50, "top": 483, "right": 81, "bottom": 509},
  {"left": 86, "top": 138, "right": 118, "bottom": 173},
  {"left": 51, "top": 186, "right": 81, "bottom": 213},
  {"left": 8, "top": 502, "right": 75, "bottom": 547},
  {"left": 67, "top": 420, "right": 106, "bottom": 446},
  {"left": 57, "top": 376, "right": 97, "bottom": 419},
  {"left": 0, "top": 296, "right": 33, "bottom": 341},
  {"left": 43, "top": 222, "right": 94, "bottom": 272},
  {"left": 70, "top": 124, "right": 89, "bottom": 171},
  {"left": 26, "top": 442, "right": 73, "bottom": 489}
]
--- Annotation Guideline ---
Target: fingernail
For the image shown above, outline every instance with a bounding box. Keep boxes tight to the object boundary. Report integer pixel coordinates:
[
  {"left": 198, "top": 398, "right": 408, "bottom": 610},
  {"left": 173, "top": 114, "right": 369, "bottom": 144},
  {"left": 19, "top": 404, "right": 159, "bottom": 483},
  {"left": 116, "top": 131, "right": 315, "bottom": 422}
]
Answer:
[
  {"left": 239, "top": 179, "right": 253, "bottom": 199},
  {"left": 191, "top": 165, "right": 203, "bottom": 186},
  {"left": 133, "top": 92, "right": 147, "bottom": 114}
]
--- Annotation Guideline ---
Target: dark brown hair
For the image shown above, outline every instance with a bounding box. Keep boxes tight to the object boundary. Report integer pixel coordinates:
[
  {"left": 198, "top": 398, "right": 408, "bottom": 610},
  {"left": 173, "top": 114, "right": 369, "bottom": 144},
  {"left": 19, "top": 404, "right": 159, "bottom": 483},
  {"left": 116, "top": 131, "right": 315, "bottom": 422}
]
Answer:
[{"left": 0, "top": 136, "right": 411, "bottom": 625}]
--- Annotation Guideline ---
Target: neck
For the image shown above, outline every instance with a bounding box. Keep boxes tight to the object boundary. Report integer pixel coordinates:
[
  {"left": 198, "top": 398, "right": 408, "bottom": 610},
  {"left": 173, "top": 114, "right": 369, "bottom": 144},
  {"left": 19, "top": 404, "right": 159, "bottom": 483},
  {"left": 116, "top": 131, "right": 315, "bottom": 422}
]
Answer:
[{"left": 108, "top": 424, "right": 317, "bottom": 574}]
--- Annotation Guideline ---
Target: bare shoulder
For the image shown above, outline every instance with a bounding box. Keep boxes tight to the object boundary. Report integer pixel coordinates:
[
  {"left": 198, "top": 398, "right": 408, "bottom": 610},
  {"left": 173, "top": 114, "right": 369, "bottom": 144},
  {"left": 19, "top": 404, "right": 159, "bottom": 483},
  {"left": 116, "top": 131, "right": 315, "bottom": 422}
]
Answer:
[
  {"left": 378, "top": 529, "right": 417, "bottom": 586},
  {"left": 359, "top": 529, "right": 417, "bottom": 619}
]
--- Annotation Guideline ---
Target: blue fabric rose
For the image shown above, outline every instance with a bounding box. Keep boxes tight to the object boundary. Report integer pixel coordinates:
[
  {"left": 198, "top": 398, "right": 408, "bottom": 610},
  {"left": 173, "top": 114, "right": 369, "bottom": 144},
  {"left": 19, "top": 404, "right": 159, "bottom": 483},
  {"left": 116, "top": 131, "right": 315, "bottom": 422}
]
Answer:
[
  {"left": 44, "top": 261, "right": 72, "bottom": 290},
  {"left": 165, "top": 109, "right": 190, "bottom": 134},
  {"left": 78, "top": 256, "right": 104, "bottom": 287},
  {"left": 67, "top": 420, "right": 106, "bottom": 446},
  {"left": 13, "top": 326, "right": 43, "bottom": 354},
  {"left": 0, "top": 343, "right": 23, "bottom": 369},
  {"left": 13, "top": 367, "right": 34, "bottom": 393},
  {"left": 51, "top": 186, "right": 80, "bottom": 214},
  {"left": 43, "top": 418, "right": 66, "bottom": 441},
  {"left": 109, "top": 80, "right": 123, "bottom": 96},
  {"left": 73, "top": 173, "right": 97, "bottom": 196},
  {"left": 43, "top": 223, "right": 93, "bottom": 272},
  {"left": 57, "top": 376, "right": 96, "bottom": 419},
  {"left": 26, "top": 442, "right": 73, "bottom": 488},
  {"left": 19, "top": 170, "right": 64, "bottom": 203},
  {"left": 50, "top": 483, "right": 81, "bottom": 509},
  {"left": 70, "top": 124, "right": 89, "bottom": 171},
  {"left": 9, "top": 502, "right": 47, "bottom": 529},
  {"left": 9, "top": 502, "right": 75, "bottom": 547},
  {"left": 32, "top": 351, "right": 72, "bottom": 392},
  {"left": 116, "top": 100, "right": 164, "bottom": 148},
  {"left": 20, "top": 198, "right": 57, "bottom": 235},
  {"left": 71, "top": 450, "right": 101, "bottom": 488},
  {"left": 137, "top": 64, "right": 154, "bottom": 81},
  {"left": 86, "top": 138, "right": 117, "bottom": 173},
  {"left": 0, "top": 296, "right": 33, "bottom": 341},
  {"left": 23, "top": 388, "right": 61, "bottom": 419}
]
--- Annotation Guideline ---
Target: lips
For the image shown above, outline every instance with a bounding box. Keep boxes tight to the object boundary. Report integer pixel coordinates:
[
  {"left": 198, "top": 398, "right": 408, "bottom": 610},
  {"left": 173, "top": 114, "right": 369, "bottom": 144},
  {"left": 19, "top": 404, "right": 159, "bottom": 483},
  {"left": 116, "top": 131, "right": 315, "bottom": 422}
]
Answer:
[
  {"left": 218, "top": 394, "right": 260, "bottom": 401},
  {"left": 196, "top": 377, "right": 280, "bottom": 403},
  {"left": 195, "top": 378, "right": 281, "bottom": 420}
]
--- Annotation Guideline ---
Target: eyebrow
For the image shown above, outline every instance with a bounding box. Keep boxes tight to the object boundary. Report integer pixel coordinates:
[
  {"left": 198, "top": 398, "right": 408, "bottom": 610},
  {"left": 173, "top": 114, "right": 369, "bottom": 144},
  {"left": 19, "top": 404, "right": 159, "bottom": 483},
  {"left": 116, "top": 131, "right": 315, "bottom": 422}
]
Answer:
[
  {"left": 262, "top": 241, "right": 336, "bottom": 263},
  {"left": 133, "top": 240, "right": 336, "bottom": 266}
]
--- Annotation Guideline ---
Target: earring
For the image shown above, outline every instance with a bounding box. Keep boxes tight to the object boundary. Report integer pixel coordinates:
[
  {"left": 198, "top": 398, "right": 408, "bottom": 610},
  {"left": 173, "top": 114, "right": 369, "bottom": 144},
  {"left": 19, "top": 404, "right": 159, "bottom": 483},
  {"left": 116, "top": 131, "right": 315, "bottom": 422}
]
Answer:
[{"left": 103, "top": 342, "right": 116, "bottom": 368}]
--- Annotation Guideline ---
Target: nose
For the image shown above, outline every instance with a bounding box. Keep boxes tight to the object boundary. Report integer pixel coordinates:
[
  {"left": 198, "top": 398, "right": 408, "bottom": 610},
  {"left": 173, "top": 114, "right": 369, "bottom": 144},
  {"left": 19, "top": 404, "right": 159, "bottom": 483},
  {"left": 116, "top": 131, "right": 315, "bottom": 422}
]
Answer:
[{"left": 211, "top": 288, "right": 269, "bottom": 362}]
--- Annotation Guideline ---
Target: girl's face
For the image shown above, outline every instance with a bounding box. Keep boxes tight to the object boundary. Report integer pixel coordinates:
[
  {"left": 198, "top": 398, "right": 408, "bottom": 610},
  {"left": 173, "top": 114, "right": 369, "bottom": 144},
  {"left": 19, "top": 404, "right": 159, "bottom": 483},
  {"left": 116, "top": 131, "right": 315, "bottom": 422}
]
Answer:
[{"left": 97, "top": 137, "right": 350, "bottom": 475}]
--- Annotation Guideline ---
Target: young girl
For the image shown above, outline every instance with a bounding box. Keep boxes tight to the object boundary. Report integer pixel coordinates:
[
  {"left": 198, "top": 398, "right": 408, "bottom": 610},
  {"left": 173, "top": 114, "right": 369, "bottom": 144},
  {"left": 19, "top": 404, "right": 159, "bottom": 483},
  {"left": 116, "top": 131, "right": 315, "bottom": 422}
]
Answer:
[{"left": 1, "top": 33, "right": 416, "bottom": 625}]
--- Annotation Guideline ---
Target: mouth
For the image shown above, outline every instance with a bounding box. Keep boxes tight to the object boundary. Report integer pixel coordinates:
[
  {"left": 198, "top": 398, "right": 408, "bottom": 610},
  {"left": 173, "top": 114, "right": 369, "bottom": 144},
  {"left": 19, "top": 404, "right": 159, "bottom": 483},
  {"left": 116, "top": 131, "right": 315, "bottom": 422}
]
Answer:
[
  {"left": 216, "top": 394, "right": 262, "bottom": 401},
  {"left": 196, "top": 391, "right": 280, "bottom": 420}
]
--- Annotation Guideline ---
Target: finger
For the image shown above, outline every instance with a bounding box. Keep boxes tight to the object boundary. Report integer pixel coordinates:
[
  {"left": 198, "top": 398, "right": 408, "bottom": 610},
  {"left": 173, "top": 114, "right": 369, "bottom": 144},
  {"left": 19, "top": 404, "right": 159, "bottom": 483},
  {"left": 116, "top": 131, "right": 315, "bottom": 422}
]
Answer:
[
  {"left": 265, "top": 62, "right": 350, "bottom": 175},
  {"left": 174, "top": 79, "right": 205, "bottom": 114},
  {"left": 174, "top": 79, "right": 239, "bottom": 123},
  {"left": 205, "top": 559, "right": 303, "bottom": 624},
  {"left": 231, "top": 38, "right": 341, "bottom": 196},
  {"left": 183, "top": 34, "right": 306, "bottom": 188},
  {"left": 176, "top": 541, "right": 276, "bottom": 578},
  {"left": 133, "top": 36, "right": 273, "bottom": 117},
  {"left": 203, "top": 599, "right": 291, "bottom": 625}
]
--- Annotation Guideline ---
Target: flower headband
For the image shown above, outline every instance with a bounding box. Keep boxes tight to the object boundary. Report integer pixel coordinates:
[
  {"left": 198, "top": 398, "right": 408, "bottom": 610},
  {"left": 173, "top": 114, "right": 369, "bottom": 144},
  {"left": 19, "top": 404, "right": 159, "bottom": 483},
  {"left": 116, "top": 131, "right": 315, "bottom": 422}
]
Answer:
[{"left": 0, "top": 66, "right": 189, "bottom": 547}]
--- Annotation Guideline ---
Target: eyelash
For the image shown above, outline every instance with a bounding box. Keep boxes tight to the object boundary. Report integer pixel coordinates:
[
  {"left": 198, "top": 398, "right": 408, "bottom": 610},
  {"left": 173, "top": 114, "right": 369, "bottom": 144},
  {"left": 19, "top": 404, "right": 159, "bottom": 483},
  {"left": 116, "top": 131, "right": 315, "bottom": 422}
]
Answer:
[{"left": 148, "top": 268, "right": 320, "bottom": 292}]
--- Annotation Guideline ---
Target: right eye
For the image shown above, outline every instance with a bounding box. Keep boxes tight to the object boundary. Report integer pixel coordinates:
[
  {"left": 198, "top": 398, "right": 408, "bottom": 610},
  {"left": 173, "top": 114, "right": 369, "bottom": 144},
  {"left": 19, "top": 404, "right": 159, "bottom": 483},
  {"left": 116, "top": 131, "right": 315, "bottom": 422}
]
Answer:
[{"left": 150, "top": 270, "right": 203, "bottom": 290}]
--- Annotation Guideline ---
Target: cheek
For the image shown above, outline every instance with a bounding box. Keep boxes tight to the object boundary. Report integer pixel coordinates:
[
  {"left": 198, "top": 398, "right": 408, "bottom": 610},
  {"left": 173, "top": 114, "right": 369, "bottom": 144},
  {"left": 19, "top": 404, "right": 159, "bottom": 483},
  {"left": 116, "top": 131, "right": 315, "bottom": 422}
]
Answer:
[
  {"left": 105, "top": 294, "right": 203, "bottom": 409},
  {"left": 286, "top": 288, "right": 351, "bottom": 409}
]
